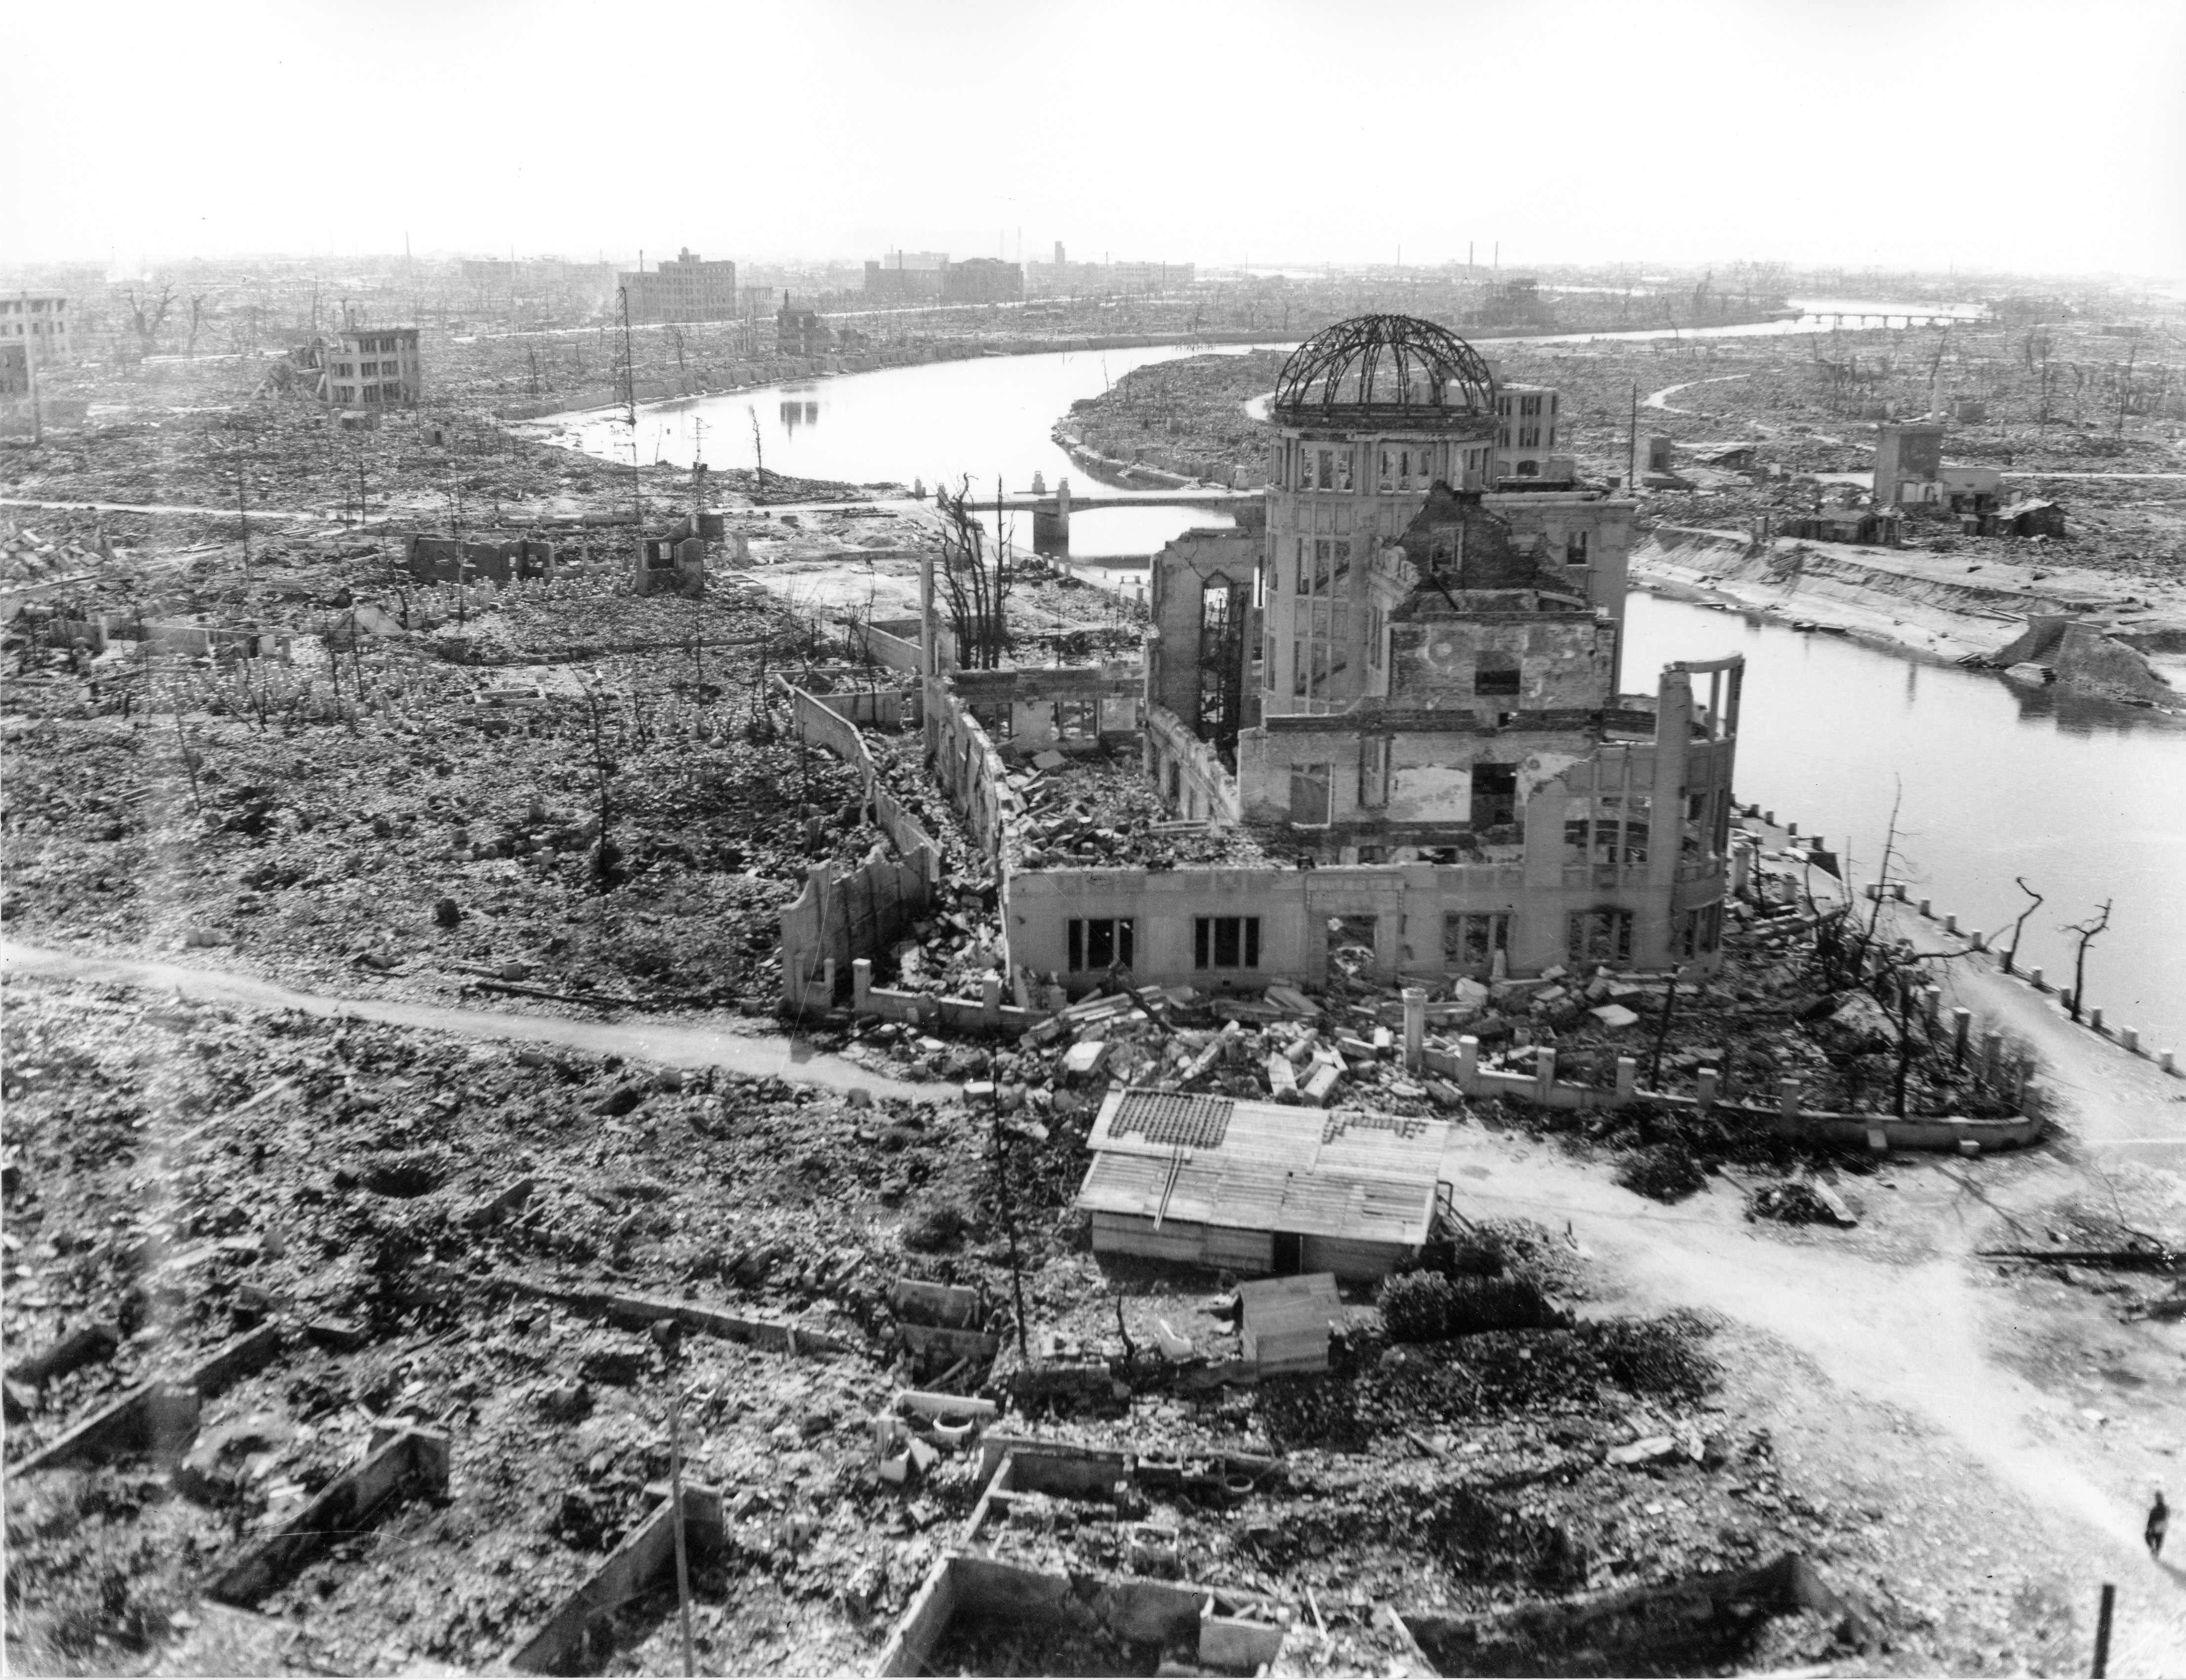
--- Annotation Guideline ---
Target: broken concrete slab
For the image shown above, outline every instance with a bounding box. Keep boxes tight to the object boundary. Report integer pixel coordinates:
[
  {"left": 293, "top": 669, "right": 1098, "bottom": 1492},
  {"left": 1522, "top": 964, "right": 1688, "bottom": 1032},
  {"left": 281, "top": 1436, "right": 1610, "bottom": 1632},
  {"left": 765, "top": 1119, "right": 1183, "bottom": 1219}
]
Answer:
[
  {"left": 499, "top": 1481, "right": 723, "bottom": 1673},
  {"left": 9, "top": 1322, "right": 281, "bottom": 1476},
  {"left": 209, "top": 1428, "right": 451, "bottom": 1605}
]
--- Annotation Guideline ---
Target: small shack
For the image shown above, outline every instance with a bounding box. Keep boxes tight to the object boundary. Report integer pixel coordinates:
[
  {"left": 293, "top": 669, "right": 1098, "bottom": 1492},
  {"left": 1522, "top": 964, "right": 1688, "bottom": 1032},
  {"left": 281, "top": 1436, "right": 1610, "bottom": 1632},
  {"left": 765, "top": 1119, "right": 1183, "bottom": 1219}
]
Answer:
[
  {"left": 1988, "top": 498, "right": 2067, "bottom": 539},
  {"left": 1074, "top": 1090, "right": 1454, "bottom": 1282}
]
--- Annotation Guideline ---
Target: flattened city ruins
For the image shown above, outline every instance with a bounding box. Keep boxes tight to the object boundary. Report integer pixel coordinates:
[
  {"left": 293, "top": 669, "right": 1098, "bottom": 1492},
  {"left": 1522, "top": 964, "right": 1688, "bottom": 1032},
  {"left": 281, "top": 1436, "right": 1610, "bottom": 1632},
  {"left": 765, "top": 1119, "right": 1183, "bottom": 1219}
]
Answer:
[{"left": 4, "top": 11, "right": 2185, "bottom": 1678}]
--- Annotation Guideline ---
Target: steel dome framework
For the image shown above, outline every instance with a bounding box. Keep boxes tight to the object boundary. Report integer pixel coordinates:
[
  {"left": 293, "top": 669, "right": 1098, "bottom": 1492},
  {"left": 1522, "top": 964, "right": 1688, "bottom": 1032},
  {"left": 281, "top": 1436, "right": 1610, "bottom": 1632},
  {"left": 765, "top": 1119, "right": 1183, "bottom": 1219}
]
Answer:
[{"left": 1273, "top": 314, "right": 1498, "bottom": 416}]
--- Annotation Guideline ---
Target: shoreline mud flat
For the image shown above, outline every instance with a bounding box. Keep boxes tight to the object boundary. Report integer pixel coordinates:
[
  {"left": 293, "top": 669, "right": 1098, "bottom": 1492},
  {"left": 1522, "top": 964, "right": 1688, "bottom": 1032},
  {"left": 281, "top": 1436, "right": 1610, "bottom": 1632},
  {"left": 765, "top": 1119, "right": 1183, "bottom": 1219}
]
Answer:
[{"left": 1629, "top": 525, "right": 2186, "bottom": 709}]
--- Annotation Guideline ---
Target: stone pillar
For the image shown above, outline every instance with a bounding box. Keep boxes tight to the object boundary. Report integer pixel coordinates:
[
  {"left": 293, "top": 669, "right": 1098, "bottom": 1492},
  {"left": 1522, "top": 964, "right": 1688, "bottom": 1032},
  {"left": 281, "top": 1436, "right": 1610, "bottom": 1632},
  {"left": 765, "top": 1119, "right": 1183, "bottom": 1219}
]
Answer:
[
  {"left": 1534, "top": 1049, "right": 1557, "bottom": 1107},
  {"left": 1457, "top": 1035, "right": 1480, "bottom": 1087},
  {"left": 1401, "top": 988, "right": 1426, "bottom": 1072},
  {"left": 1952, "top": 1007, "right": 1971, "bottom": 1063},
  {"left": 1617, "top": 1057, "right": 1638, "bottom": 1101},
  {"left": 854, "top": 958, "right": 873, "bottom": 1014},
  {"left": 1696, "top": 1067, "right": 1719, "bottom": 1109},
  {"left": 982, "top": 973, "right": 1002, "bottom": 1028}
]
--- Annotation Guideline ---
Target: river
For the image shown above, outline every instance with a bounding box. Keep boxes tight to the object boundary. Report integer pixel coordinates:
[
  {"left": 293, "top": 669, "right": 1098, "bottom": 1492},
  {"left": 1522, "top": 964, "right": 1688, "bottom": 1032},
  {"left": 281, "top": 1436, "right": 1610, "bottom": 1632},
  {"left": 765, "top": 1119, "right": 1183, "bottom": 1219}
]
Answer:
[
  {"left": 1622, "top": 596, "right": 2185, "bottom": 1048},
  {"left": 561, "top": 305, "right": 2186, "bottom": 1045}
]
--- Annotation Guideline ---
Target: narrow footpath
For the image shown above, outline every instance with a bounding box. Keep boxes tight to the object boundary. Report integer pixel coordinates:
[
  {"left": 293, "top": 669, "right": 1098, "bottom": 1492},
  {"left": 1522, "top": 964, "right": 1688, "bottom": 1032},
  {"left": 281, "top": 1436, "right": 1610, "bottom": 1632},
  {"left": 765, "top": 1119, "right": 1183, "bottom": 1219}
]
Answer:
[{"left": 0, "top": 941, "right": 946, "bottom": 1103}]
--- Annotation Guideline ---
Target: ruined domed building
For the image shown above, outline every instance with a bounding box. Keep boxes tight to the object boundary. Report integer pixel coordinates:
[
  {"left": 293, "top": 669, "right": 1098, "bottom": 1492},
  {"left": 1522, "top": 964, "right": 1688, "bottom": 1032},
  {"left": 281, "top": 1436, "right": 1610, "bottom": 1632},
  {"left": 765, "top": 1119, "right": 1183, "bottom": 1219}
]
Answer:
[{"left": 908, "top": 314, "right": 1744, "bottom": 1001}]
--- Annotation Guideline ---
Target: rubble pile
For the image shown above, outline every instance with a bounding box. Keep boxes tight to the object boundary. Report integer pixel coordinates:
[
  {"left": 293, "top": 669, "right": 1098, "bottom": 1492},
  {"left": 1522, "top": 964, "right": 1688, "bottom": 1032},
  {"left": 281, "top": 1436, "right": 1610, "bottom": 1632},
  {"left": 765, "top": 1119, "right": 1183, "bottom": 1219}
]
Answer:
[{"left": 1005, "top": 754, "right": 1271, "bottom": 872}]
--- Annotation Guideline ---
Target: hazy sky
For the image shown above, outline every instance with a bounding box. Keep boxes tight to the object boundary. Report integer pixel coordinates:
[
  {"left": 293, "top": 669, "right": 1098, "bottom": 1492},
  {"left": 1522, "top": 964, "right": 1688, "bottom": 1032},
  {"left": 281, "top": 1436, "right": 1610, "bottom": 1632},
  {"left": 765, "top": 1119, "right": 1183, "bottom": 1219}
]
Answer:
[{"left": 6, "top": 0, "right": 2184, "bottom": 280}]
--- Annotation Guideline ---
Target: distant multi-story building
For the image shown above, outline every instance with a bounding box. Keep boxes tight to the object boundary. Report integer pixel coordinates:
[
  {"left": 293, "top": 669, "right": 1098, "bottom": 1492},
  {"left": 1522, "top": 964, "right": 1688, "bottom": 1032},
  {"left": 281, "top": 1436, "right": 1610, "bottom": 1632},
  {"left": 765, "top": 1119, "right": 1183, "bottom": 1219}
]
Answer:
[
  {"left": 1492, "top": 383, "right": 1568, "bottom": 481},
  {"left": 1023, "top": 256, "right": 1195, "bottom": 297},
  {"left": 1, "top": 293, "right": 71, "bottom": 395},
  {"left": 941, "top": 258, "right": 1024, "bottom": 305},
  {"left": 863, "top": 252, "right": 949, "bottom": 303},
  {"left": 322, "top": 326, "right": 421, "bottom": 409},
  {"left": 617, "top": 249, "right": 739, "bottom": 324}
]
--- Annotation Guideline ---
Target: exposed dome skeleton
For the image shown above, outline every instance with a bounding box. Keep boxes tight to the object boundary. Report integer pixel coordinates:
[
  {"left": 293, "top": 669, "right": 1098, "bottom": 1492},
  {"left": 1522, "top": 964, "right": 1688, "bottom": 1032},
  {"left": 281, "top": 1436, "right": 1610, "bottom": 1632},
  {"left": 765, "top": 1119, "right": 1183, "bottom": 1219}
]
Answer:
[{"left": 1274, "top": 314, "right": 1498, "bottom": 416}]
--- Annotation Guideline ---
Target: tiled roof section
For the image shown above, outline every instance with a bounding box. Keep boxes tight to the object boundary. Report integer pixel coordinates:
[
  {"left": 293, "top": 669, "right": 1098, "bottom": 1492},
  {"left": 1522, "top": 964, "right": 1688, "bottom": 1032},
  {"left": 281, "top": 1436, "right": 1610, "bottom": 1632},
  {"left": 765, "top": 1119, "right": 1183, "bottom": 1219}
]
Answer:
[{"left": 1108, "top": 1091, "right": 1235, "bottom": 1150}]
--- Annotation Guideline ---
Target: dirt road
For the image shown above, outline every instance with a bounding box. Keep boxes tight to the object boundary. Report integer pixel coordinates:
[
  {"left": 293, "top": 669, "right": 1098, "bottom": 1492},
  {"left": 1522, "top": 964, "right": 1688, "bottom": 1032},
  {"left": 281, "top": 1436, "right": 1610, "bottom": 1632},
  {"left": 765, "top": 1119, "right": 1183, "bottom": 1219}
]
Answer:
[{"left": 0, "top": 940, "right": 947, "bottom": 1103}]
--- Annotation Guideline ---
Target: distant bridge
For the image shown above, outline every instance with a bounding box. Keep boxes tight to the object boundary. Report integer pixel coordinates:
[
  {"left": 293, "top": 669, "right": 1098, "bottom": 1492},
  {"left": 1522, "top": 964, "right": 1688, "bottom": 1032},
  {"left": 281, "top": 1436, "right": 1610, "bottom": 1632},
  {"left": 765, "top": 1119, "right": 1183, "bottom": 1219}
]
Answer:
[
  {"left": 984, "top": 482, "right": 1263, "bottom": 552},
  {"left": 1799, "top": 310, "right": 1975, "bottom": 330}
]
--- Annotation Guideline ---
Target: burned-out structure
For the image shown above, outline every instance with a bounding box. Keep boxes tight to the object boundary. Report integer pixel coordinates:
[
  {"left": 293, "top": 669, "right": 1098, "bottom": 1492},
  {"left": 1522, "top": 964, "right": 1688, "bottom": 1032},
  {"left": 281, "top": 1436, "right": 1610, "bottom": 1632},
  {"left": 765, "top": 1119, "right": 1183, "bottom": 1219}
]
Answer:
[{"left": 897, "top": 315, "right": 1746, "bottom": 1003}]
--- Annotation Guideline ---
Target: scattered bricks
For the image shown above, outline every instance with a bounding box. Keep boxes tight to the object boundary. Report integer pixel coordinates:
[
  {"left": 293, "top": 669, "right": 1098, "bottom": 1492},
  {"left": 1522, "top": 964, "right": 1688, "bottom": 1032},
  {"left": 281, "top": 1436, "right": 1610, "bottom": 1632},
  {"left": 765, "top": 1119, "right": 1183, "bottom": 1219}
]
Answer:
[
  {"left": 12, "top": 1319, "right": 120, "bottom": 1386},
  {"left": 463, "top": 1176, "right": 535, "bottom": 1228},
  {"left": 1590, "top": 1003, "right": 1640, "bottom": 1030},
  {"left": 1266, "top": 1053, "right": 1298, "bottom": 1101},
  {"left": 1299, "top": 1061, "right": 1342, "bottom": 1107}
]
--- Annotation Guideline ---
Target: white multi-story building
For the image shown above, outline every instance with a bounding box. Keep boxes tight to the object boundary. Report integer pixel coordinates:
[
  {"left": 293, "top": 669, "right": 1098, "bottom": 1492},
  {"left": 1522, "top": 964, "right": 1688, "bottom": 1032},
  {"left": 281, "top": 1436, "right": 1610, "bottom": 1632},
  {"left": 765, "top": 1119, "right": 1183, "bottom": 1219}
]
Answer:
[
  {"left": 322, "top": 326, "right": 421, "bottom": 409},
  {"left": 1, "top": 293, "right": 71, "bottom": 397}
]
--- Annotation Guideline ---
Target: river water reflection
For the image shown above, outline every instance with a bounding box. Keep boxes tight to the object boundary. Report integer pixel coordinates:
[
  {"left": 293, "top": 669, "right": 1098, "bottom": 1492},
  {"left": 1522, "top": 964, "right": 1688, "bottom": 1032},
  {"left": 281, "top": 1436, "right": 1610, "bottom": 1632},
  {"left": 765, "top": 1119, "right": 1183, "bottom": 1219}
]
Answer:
[
  {"left": 1623, "top": 594, "right": 2186, "bottom": 1046},
  {"left": 563, "top": 308, "right": 2179, "bottom": 1043}
]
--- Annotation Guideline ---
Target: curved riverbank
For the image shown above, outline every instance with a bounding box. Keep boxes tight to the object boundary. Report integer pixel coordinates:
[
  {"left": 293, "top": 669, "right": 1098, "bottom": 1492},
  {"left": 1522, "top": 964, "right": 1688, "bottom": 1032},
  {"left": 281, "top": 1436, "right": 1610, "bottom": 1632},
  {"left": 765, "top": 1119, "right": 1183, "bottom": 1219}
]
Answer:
[{"left": 1630, "top": 525, "right": 2185, "bottom": 711}]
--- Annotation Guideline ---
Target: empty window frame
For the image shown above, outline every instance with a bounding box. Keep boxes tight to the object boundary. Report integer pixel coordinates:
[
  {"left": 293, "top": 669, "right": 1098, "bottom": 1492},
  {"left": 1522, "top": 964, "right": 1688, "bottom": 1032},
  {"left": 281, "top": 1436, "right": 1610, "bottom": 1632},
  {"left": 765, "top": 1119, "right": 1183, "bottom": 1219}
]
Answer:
[
  {"left": 1067, "top": 917, "right": 1135, "bottom": 973},
  {"left": 1568, "top": 908, "right": 1634, "bottom": 968},
  {"left": 1288, "top": 761, "right": 1332, "bottom": 826},
  {"left": 1474, "top": 652, "right": 1521, "bottom": 697},
  {"left": 1442, "top": 912, "right": 1510, "bottom": 971},
  {"left": 1194, "top": 915, "right": 1261, "bottom": 970},
  {"left": 1356, "top": 735, "right": 1390, "bottom": 808},
  {"left": 1565, "top": 531, "right": 1589, "bottom": 567},
  {"left": 1677, "top": 902, "right": 1723, "bottom": 959},
  {"left": 1057, "top": 699, "right": 1097, "bottom": 740}
]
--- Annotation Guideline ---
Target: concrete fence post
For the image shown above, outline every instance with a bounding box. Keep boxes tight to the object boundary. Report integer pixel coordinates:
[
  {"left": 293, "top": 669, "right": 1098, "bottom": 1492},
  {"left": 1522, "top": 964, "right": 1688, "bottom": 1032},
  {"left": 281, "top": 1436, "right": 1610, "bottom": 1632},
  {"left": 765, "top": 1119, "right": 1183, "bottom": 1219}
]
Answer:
[
  {"left": 1970, "top": 930, "right": 1985, "bottom": 950},
  {"left": 2089, "top": 1006, "right": 2104, "bottom": 1034},
  {"left": 1696, "top": 1067, "right": 1719, "bottom": 1109},
  {"left": 2029, "top": 966, "right": 2045, "bottom": 991},
  {"left": 2159, "top": 1050, "right": 2176, "bottom": 1075},
  {"left": 853, "top": 958, "right": 873, "bottom": 1014},
  {"left": 1779, "top": 1076, "right": 1800, "bottom": 1125},
  {"left": 1982, "top": 1031, "right": 2004, "bottom": 1087},
  {"left": 1924, "top": 985, "right": 1942, "bottom": 1029},
  {"left": 1401, "top": 988, "right": 1427, "bottom": 1072},
  {"left": 1535, "top": 1049, "right": 1557, "bottom": 1107},
  {"left": 1892, "top": 882, "right": 1907, "bottom": 902},
  {"left": 1457, "top": 1035, "right": 1480, "bottom": 1088},
  {"left": 2120, "top": 1027, "right": 2140, "bottom": 1054},
  {"left": 822, "top": 957, "right": 836, "bottom": 1006},
  {"left": 2015, "top": 1059, "right": 2031, "bottom": 1108},
  {"left": 981, "top": 973, "right": 1002, "bottom": 1029},
  {"left": 1943, "top": 913, "right": 1957, "bottom": 933},
  {"left": 1616, "top": 1057, "right": 1638, "bottom": 1101},
  {"left": 1918, "top": 897, "right": 1931, "bottom": 918},
  {"left": 1951, "top": 1007, "right": 1972, "bottom": 1064}
]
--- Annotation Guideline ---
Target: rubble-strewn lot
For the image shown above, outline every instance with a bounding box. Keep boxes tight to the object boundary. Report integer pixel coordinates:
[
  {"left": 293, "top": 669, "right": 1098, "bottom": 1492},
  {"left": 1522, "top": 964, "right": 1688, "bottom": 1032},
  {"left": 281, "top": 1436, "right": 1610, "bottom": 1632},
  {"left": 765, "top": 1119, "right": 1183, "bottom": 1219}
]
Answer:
[{"left": 8, "top": 963, "right": 2178, "bottom": 1678}]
